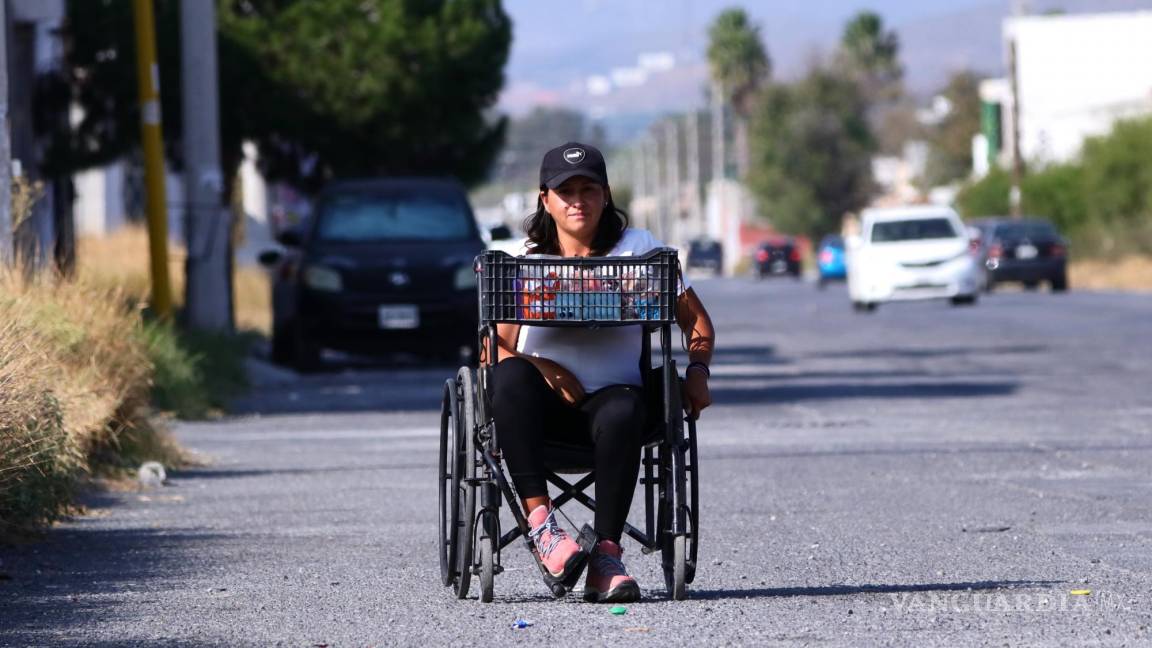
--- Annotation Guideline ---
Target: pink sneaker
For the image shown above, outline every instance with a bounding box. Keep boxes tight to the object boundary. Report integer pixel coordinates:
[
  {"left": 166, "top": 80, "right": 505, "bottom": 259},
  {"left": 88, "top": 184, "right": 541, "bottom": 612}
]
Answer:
[
  {"left": 527, "top": 505, "right": 586, "bottom": 580},
  {"left": 583, "top": 539, "right": 641, "bottom": 603}
]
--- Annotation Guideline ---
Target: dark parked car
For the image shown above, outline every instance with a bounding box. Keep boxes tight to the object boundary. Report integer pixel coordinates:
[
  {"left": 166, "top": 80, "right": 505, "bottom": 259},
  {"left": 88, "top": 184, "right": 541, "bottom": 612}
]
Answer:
[
  {"left": 687, "top": 238, "right": 724, "bottom": 275},
  {"left": 971, "top": 217, "right": 1068, "bottom": 292},
  {"left": 754, "top": 237, "right": 801, "bottom": 279},
  {"left": 260, "top": 178, "right": 484, "bottom": 370}
]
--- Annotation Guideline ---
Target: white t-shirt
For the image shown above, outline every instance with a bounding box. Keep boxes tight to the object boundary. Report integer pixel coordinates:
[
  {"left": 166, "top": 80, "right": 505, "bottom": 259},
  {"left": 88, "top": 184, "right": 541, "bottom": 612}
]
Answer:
[{"left": 515, "top": 228, "right": 690, "bottom": 392}]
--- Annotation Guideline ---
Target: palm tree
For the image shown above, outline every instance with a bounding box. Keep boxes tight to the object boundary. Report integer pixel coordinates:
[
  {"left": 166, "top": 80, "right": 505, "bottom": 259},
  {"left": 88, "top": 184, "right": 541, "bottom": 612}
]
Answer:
[{"left": 706, "top": 8, "right": 770, "bottom": 179}]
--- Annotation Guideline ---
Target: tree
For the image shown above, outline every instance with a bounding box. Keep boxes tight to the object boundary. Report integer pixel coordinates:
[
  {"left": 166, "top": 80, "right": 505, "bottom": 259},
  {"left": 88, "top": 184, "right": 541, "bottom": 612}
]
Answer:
[
  {"left": 837, "top": 11, "right": 901, "bottom": 100},
  {"left": 922, "top": 71, "right": 983, "bottom": 187},
  {"left": 706, "top": 8, "right": 770, "bottom": 118},
  {"left": 55, "top": 0, "right": 512, "bottom": 194},
  {"left": 746, "top": 67, "right": 874, "bottom": 239},
  {"left": 706, "top": 8, "right": 770, "bottom": 178}
]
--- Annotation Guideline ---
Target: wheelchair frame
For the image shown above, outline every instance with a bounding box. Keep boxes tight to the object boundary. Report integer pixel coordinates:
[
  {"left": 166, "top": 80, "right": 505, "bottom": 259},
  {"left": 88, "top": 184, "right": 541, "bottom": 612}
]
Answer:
[{"left": 438, "top": 249, "right": 700, "bottom": 602}]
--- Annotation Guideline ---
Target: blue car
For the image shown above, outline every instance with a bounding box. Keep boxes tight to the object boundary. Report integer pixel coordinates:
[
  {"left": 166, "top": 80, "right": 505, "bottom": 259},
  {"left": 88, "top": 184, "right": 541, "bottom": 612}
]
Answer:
[{"left": 816, "top": 234, "right": 847, "bottom": 288}]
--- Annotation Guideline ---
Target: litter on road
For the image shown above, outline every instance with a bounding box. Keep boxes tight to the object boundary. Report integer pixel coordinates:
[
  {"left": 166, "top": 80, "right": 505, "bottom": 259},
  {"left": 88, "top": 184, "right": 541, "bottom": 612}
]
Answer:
[{"left": 610, "top": 606, "right": 628, "bottom": 615}]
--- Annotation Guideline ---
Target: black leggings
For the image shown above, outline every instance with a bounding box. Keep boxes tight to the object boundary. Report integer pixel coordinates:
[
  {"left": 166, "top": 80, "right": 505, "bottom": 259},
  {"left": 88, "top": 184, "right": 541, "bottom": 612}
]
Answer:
[{"left": 492, "top": 357, "right": 646, "bottom": 542}]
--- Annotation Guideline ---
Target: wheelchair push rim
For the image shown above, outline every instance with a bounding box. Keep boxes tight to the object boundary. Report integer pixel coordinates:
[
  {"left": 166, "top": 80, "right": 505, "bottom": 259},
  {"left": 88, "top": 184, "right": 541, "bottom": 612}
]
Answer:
[{"left": 453, "top": 368, "right": 478, "bottom": 599}]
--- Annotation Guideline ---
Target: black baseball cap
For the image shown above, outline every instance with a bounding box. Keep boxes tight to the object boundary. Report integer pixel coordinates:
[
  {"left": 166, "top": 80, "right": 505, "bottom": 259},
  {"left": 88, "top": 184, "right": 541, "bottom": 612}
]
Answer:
[{"left": 539, "top": 142, "right": 608, "bottom": 189}]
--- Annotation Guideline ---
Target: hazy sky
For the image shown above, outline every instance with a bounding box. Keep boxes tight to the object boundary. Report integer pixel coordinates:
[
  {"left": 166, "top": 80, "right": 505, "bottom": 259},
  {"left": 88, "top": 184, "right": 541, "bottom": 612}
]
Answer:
[
  {"left": 498, "top": 0, "right": 1152, "bottom": 117},
  {"left": 499, "top": 0, "right": 997, "bottom": 114}
]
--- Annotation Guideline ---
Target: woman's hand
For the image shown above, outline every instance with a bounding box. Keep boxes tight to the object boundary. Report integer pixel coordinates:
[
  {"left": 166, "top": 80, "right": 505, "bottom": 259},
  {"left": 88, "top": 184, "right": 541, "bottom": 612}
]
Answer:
[
  {"left": 524, "top": 356, "right": 586, "bottom": 405},
  {"left": 495, "top": 322, "right": 586, "bottom": 404},
  {"left": 676, "top": 287, "right": 716, "bottom": 420},
  {"left": 682, "top": 366, "right": 711, "bottom": 420}
]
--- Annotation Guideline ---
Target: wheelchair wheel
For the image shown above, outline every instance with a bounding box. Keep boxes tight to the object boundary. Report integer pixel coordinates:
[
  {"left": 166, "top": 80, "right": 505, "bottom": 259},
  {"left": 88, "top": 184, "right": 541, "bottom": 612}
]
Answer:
[
  {"left": 438, "top": 379, "right": 461, "bottom": 587},
  {"left": 687, "top": 419, "right": 700, "bottom": 583},
  {"left": 667, "top": 535, "right": 687, "bottom": 600},
  {"left": 453, "top": 368, "right": 478, "bottom": 599},
  {"left": 477, "top": 509, "right": 498, "bottom": 603}
]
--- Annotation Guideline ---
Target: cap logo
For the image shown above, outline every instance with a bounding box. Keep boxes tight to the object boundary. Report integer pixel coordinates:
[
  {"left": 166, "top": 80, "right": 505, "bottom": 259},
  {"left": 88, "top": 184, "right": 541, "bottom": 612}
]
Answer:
[{"left": 563, "top": 148, "right": 586, "bottom": 165}]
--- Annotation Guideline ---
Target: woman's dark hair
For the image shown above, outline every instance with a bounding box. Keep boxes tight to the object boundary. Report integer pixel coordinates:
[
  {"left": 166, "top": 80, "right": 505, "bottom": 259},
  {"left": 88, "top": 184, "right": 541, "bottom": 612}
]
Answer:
[{"left": 523, "top": 185, "right": 630, "bottom": 256}]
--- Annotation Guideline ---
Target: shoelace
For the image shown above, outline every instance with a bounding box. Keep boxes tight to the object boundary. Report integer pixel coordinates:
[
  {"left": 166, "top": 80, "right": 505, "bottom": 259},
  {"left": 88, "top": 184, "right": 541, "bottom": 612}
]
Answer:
[
  {"left": 591, "top": 548, "right": 627, "bottom": 576},
  {"left": 528, "top": 511, "right": 568, "bottom": 559}
]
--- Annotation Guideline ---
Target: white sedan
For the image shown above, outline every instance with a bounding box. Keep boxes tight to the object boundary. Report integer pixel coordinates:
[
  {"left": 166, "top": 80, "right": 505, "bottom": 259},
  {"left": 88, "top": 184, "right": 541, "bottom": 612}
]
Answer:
[{"left": 846, "top": 206, "right": 981, "bottom": 311}]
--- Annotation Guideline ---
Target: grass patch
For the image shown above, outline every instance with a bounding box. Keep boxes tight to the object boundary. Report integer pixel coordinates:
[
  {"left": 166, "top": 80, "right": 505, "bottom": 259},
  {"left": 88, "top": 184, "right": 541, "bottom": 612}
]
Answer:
[{"left": 2, "top": 223, "right": 266, "bottom": 534}]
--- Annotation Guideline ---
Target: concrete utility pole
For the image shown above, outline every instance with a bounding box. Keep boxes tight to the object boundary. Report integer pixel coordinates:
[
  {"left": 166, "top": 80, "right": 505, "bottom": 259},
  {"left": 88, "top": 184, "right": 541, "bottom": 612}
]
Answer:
[
  {"left": 181, "top": 0, "right": 232, "bottom": 331},
  {"left": 1008, "top": 0, "right": 1027, "bottom": 218},
  {"left": 0, "top": 0, "right": 12, "bottom": 266},
  {"left": 664, "top": 119, "right": 680, "bottom": 248},
  {"left": 711, "top": 79, "right": 726, "bottom": 183},
  {"left": 132, "top": 0, "right": 173, "bottom": 317}
]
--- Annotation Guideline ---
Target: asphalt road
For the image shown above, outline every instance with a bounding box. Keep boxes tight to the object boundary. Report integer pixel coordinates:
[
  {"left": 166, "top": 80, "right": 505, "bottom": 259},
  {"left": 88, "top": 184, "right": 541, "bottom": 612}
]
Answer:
[{"left": 3, "top": 278, "right": 1151, "bottom": 646}]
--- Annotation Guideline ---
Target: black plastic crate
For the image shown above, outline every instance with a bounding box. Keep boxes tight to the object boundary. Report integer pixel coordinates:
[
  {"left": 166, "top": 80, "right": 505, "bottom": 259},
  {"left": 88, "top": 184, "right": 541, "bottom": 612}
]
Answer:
[{"left": 477, "top": 248, "right": 680, "bottom": 327}]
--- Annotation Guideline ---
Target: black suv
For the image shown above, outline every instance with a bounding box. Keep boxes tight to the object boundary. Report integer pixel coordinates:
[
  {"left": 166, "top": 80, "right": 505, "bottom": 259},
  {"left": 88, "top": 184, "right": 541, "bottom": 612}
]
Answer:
[
  {"left": 971, "top": 217, "right": 1068, "bottom": 292},
  {"left": 261, "top": 178, "right": 484, "bottom": 370},
  {"left": 687, "top": 238, "right": 724, "bottom": 275}
]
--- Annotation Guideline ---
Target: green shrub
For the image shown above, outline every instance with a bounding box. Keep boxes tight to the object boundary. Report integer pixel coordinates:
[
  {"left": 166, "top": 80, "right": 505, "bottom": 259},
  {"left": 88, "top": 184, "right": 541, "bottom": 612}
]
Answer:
[
  {"left": 142, "top": 321, "right": 252, "bottom": 419},
  {"left": 955, "top": 167, "right": 1011, "bottom": 218}
]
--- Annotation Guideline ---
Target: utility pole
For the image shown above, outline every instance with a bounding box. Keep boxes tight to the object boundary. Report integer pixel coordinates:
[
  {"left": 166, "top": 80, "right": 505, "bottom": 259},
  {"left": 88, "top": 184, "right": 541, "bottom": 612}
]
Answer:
[
  {"left": 1008, "top": 0, "right": 1027, "bottom": 218},
  {"left": 685, "top": 110, "right": 701, "bottom": 240},
  {"left": 664, "top": 118, "right": 680, "bottom": 248},
  {"left": 181, "top": 0, "right": 231, "bottom": 331},
  {"left": 711, "top": 80, "right": 725, "bottom": 183},
  {"left": 132, "top": 0, "right": 173, "bottom": 318},
  {"left": 0, "top": 0, "right": 11, "bottom": 267}
]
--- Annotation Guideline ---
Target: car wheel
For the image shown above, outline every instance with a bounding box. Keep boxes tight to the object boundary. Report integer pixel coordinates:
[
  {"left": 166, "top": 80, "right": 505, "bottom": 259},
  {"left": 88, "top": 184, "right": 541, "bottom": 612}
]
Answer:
[
  {"left": 950, "top": 295, "right": 978, "bottom": 306},
  {"left": 270, "top": 320, "right": 293, "bottom": 366},
  {"left": 1051, "top": 274, "right": 1068, "bottom": 292},
  {"left": 290, "top": 321, "right": 322, "bottom": 373},
  {"left": 983, "top": 277, "right": 995, "bottom": 293},
  {"left": 853, "top": 301, "right": 876, "bottom": 313},
  {"left": 1023, "top": 280, "right": 1040, "bottom": 291}
]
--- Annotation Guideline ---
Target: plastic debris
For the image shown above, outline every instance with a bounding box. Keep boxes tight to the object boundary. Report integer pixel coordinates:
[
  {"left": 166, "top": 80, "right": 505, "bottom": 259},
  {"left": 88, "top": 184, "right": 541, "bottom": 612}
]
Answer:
[
  {"left": 511, "top": 619, "right": 534, "bottom": 629},
  {"left": 624, "top": 627, "right": 650, "bottom": 633},
  {"left": 1070, "top": 589, "right": 1092, "bottom": 596},
  {"left": 610, "top": 606, "right": 627, "bottom": 615},
  {"left": 137, "top": 461, "right": 167, "bottom": 489}
]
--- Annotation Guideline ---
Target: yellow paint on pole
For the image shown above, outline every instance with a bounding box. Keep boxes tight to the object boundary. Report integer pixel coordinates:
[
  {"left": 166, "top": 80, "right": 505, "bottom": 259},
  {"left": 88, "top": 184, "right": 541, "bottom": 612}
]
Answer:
[{"left": 132, "top": 0, "right": 172, "bottom": 319}]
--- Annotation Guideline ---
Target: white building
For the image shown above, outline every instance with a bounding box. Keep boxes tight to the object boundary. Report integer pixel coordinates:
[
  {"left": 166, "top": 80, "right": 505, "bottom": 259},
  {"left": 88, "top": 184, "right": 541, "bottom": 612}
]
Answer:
[{"left": 976, "top": 11, "right": 1152, "bottom": 174}]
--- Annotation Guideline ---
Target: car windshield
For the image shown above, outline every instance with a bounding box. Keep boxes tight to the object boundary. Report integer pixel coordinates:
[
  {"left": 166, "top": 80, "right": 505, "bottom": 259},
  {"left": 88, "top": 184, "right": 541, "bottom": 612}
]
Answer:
[
  {"left": 870, "top": 218, "right": 958, "bottom": 242},
  {"left": 994, "top": 221, "right": 1057, "bottom": 239},
  {"left": 315, "top": 190, "right": 474, "bottom": 242},
  {"left": 691, "top": 240, "right": 720, "bottom": 253}
]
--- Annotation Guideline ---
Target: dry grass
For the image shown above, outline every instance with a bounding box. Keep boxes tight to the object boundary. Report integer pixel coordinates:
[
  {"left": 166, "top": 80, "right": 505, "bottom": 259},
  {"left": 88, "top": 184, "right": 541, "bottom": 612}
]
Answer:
[
  {"left": 0, "top": 269, "right": 184, "bottom": 532},
  {"left": 77, "top": 225, "right": 272, "bottom": 334},
  {"left": 1069, "top": 255, "right": 1152, "bottom": 293}
]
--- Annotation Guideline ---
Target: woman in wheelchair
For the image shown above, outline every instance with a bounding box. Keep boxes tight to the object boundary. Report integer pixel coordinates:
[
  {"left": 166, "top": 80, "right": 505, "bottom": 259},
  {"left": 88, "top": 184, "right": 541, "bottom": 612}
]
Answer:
[{"left": 491, "top": 142, "right": 715, "bottom": 603}]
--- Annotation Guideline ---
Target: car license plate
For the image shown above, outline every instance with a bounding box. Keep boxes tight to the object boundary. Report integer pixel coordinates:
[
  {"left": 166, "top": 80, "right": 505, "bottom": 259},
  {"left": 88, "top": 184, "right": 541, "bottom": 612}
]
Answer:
[
  {"left": 1016, "top": 244, "right": 1038, "bottom": 259},
  {"left": 770, "top": 260, "right": 787, "bottom": 273},
  {"left": 378, "top": 305, "right": 419, "bottom": 329}
]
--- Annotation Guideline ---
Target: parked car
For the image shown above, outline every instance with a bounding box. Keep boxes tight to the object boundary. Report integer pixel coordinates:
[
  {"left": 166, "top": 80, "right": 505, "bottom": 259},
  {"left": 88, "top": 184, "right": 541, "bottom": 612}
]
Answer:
[
  {"left": 970, "top": 217, "right": 1068, "bottom": 292},
  {"left": 846, "top": 206, "right": 981, "bottom": 311},
  {"left": 816, "top": 234, "right": 847, "bottom": 288},
  {"left": 754, "top": 237, "right": 801, "bottom": 279},
  {"left": 687, "top": 238, "right": 724, "bottom": 275},
  {"left": 259, "top": 178, "right": 484, "bottom": 370}
]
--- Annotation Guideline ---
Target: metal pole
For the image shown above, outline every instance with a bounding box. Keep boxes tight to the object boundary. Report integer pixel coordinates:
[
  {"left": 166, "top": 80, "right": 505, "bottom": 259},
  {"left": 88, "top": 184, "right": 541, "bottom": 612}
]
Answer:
[
  {"left": 181, "top": 0, "right": 231, "bottom": 331},
  {"left": 1008, "top": 36, "right": 1022, "bottom": 219},
  {"left": 0, "top": 0, "right": 11, "bottom": 267},
  {"left": 132, "top": 0, "right": 173, "bottom": 318}
]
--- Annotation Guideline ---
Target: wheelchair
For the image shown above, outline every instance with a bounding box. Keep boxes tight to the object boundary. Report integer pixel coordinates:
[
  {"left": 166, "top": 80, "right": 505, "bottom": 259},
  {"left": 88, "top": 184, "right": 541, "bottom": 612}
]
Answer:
[{"left": 438, "top": 248, "right": 700, "bottom": 602}]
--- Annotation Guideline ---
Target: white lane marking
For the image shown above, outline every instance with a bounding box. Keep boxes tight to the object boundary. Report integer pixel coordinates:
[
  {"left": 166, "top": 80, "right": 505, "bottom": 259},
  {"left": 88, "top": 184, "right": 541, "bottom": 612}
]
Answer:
[{"left": 185, "top": 427, "right": 437, "bottom": 442}]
